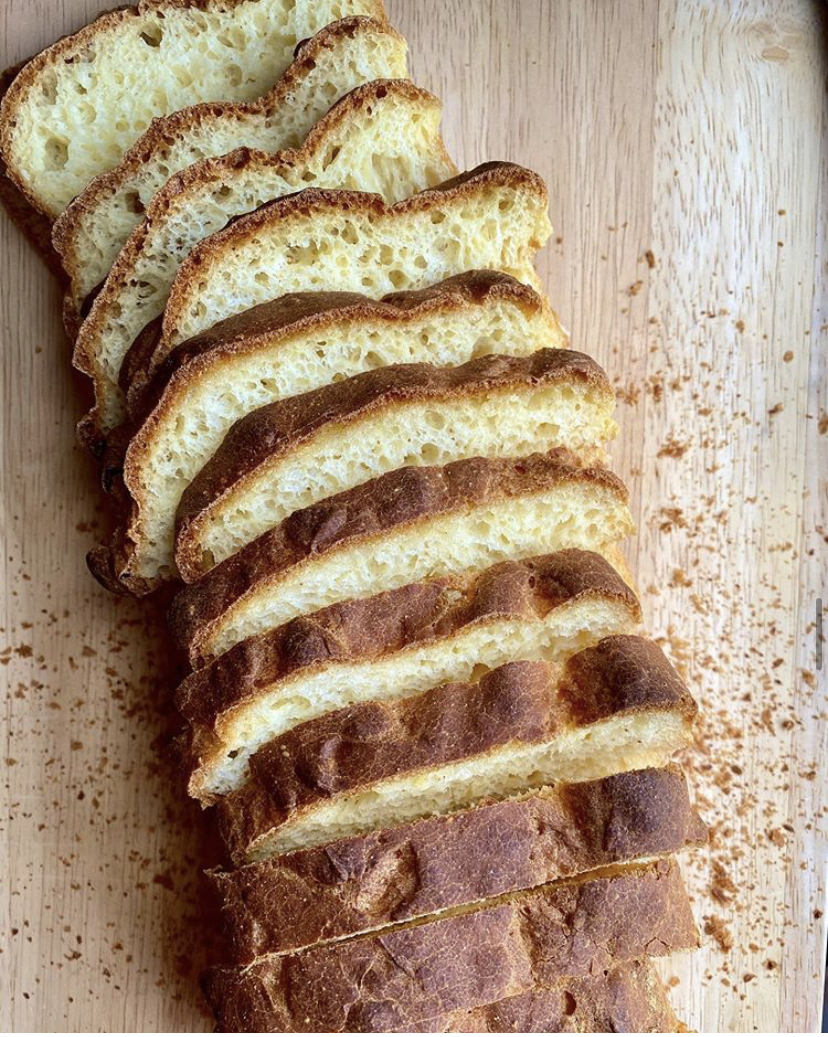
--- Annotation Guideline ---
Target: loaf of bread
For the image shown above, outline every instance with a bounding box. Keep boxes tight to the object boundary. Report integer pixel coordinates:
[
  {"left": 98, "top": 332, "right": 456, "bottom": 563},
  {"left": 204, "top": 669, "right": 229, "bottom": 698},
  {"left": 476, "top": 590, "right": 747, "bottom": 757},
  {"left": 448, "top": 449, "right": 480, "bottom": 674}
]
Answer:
[
  {"left": 164, "top": 453, "right": 635, "bottom": 664},
  {"left": 72, "top": 79, "right": 456, "bottom": 437},
  {"left": 101, "top": 273, "right": 566, "bottom": 595},
  {"left": 0, "top": 0, "right": 386, "bottom": 217},
  {"left": 54, "top": 16, "right": 408, "bottom": 311},
  {"left": 217, "top": 640, "right": 697, "bottom": 861},
  {"left": 210, "top": 766, "right": 705, "bottom": 958},
  {"left": 202, "top": 859, "right": 699, "bottom": 1032},
  {"left": 178, "top": 549, "right": 640, "bottom": 802},
  {"left": 144, "top": 162, "right": 552, "bottom": 380}
]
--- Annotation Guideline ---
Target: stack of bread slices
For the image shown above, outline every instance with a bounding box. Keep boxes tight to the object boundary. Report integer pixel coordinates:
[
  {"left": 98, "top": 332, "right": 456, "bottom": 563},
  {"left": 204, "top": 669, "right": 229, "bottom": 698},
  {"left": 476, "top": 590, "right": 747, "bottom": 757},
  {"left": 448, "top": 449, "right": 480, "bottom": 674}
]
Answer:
[{"left": 1, "top": 1, "right": 706, "bottom": 1031}]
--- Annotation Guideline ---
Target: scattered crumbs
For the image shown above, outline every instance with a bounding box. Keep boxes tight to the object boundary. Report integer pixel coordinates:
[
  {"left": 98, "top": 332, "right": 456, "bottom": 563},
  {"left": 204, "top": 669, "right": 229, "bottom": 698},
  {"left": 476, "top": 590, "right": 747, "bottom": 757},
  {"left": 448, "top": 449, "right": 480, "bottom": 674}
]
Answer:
[
  {"left": 644, "top": 249, "right": 656, "bottom": 268},
  {"left": 670, "top": 568, "right": 692, "bottom": 588},
  {"left": 734, "top": 320, "right": 745, "bottom": 333},
  {"left": 704, "top": 915, "right": 734, "bottom": 953},
  {"left": 658, "top": 507, "right": 687, "bottom": 533},
  {"left": 782, "top": 351, "right": 794, "bottom": 362},
  {"left": 818, "top": 413, "right": 828, "bottom": 435},
  {"left": 710, "top": 861, "right": 737, "bottom": 905},
  {"left": 628, "top": 279, "right": 643, "bottom": 296},
  {"left": 768, "top": 403, "right": 784, "bottom": 417},
  {"left": 657, "top": 436, "right": 690, "bottom": 459}
]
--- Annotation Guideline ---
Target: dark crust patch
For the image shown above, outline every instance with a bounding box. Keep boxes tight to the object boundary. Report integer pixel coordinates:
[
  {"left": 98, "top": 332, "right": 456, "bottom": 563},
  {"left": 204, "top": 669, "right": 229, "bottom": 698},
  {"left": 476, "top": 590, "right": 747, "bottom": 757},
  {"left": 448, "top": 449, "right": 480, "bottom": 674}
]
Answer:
[
  {"left": 174, "top": 348, "right": 611, "bottom": 546},
  {"left": 168, "top": 452, "right": 630, "bottom": 663},
  {"left": 201, "top": 859, "right": 698, "bottom": 1033},
  {"left": 160, "top": 160, "right": 548, "bottom": 350},
  {"left": 52, "top": 15, "right": 400, "bottom": 298},
  {"left": 208, "top": 765, "right": 706, "bottom": 961},
  {"left": 89, "top": 272, "right": 561, "bottom": 597},
  {"left": 175, "top": 548, "right": 639, "bottom": 732}
]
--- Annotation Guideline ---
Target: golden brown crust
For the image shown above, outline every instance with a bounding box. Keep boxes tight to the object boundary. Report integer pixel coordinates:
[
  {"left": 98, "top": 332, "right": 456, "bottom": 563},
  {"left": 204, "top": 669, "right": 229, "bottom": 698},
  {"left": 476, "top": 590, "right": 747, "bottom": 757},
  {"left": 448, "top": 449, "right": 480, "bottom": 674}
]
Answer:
[
  {"left": 175, "top": 348, "right": 611, "bottom": 546},
  {"left": 52, "top": 15, "right": 401, "bottom": 298},
  {"left": 209, "top": 766, "right": 706, "bottom": 961},
  {"left": 176, "top": 549, "right": 639, "bottom": 732},
  {"left": 202, "top": 859, "right": 699, "bottom": 1032},
  {"left": 444, "top": 960, "right": 685, "bottom": 1034},
  {"left": 168, "top": 452, "right": 630, "bottom": 663},
  {"left": 71, "top": 77, "right": 448, "bottom": 443},
  {"left": 216, "top": 638, "right": 698, "bottom": 862},
  {"left": 90, "top": 273, "right": 560, "bottom": 596},
  {"left": 209, "top": 959, "right": 685, "bottom": 1033},
  {"left": 159, "top": 161, "right": 548, "bottom": 353}
]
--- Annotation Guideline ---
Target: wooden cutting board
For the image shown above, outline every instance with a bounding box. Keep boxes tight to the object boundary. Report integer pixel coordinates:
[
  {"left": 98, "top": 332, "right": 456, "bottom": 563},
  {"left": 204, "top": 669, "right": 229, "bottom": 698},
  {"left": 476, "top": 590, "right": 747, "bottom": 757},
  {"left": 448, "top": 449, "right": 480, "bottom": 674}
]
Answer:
[{"left": 1, "top": 0, "right": 825, "bottom": 1031}]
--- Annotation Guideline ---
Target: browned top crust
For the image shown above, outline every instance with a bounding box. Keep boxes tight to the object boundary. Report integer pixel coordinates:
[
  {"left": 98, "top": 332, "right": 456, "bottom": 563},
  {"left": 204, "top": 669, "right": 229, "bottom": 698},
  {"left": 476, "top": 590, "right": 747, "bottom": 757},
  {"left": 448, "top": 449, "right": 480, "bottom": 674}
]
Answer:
[
  {"left": 127, "top": 270, "right": 551, "bottom": 425},
  {"left": 445, "top": 960, "right": 685, "bottom": 1034},
  {"left": 175, "top": 348, "right": 611, "bottom": 538},
  {"left": 202, "top": 858, "right": 699, "bottom": 1033},
  {"left": 209, "top": 765, "right": 706, "bottom": 961},
  {"left": 175, "top": 549, "right": 639, "bottom": 732},
  {"left": 52, "top": 15, "right": 401, "bottom": 288},
  {"left": 207, "top": 959, "right": 685, "bottom": 1033},
  {"left": 230, "top": 637, "right": 697, "bottom": 817},
  {"left": 159, "top": 160, "right": 548, "bottom": 350},
  {"left": 169, "top": 451, "right": 629, "bottom": 658}
]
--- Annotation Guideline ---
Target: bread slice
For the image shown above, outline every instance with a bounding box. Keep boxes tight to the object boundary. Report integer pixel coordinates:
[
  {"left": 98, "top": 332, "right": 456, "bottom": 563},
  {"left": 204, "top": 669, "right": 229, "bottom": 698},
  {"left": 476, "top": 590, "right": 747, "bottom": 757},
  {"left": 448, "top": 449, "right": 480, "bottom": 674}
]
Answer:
[
  {"left": 72, "top": 80, "right": 456, "bottom": 438},
  {"left": 178, "top": 549, "right": 640, "bottom": 802},
  {"left": 0, "top": 0, "right": 386, "bottom": 218},
  {"left": 210, "top": 766, "right": 705, "bottom": 959},
  {"left": 145, "top": 161, "right": 552, "bottom": 382},
  {"left": 207, "top": 957, "right": 686, "bottom": 1033},
  {"left": 54, "top": 16, "right": 408, "bottom": 313},
  {"left": 164, "top": 452, "right": 635, "bottom": 665},
  {"left": 217, "top": 638, "right": 697, "bottom": 861},
  {"left": 175, "top": 349, "right": 615, "bottom": 593},
  {"left": 101, "top": 273, "right": 566, "bottom": 596},
  {"left": 444, "top": 961, "right": 688, "bottom": 1034},
  {"left": 202, "top": 858, "right": 699, "bottom": 1032}
]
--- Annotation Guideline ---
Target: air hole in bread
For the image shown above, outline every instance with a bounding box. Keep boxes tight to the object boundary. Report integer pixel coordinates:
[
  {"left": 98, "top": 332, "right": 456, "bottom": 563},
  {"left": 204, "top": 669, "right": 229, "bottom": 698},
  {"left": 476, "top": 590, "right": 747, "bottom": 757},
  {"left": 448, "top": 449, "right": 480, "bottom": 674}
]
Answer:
[
  {"left": 139, "top": 28, "right": 163, "bottom": 48},
  {"left": 44, "top": 138, "right": 68, "bottom": 171}
]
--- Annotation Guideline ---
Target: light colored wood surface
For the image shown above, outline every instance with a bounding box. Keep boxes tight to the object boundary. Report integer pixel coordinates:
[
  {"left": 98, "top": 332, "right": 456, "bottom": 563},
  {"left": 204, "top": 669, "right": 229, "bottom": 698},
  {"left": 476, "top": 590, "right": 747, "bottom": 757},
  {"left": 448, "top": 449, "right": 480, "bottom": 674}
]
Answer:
[{"left": 1, "top": 0, "right": 825, "bottom": 1032}]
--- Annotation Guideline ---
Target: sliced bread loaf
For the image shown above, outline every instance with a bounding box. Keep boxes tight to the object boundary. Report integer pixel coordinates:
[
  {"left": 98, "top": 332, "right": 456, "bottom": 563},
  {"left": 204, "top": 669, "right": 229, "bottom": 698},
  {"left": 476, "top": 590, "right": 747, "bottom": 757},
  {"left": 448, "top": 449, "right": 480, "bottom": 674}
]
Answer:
[
  {"left": 217, "top": 639, "right": 697, "bottom": 861},
  {"left": 163, "top": 452, "right": 635, "bottom": 665},
  {"left": 210, "top": 766, "right": 705, "bottom": 959},
  {"left": 72, "top": 79, "right": 456, "bottom": 437},
  {"left": 142, "top": 162, "right": 552, "bottom": 385},
  {"left": 202, "top": 859, "right": 699, "bottom": 1032},
  {"left": 174, "top": 350, "right": 615, "bottom": 595},
  {"left": 179, "top": 549, "right": 640, "bottom": 802},
  {"left": 54, "top": 16, "right": 408, "bottom": 311},
  {"left": 444, "top": 961, "right": 687, "bottom": 1034},
  {"left": 0, "top": 0, "right": 386, "bottom": 217},
  {"left": 103, "top": 273, "right": 566, "bottom": 595}
]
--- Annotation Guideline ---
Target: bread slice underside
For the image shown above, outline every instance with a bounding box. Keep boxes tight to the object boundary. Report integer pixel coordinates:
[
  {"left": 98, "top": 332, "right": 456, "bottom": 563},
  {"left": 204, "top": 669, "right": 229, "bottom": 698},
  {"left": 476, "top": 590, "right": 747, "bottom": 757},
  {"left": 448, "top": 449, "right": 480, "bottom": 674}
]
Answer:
[
  {"left": 54, "top": 16, "right": 408, "bottom": 311},
  {"left": 202, "top": 859, "right": 699, "bottom": 1032},
  {"left": 0, "top": 0, "right": 386, "bottom": 218},
  {"left": 210, "top": 765, "right": 705, "bottom": 958},
  {"left": 175, "top": 349, "right": 615, "bottom": 592},
  {"left": 103, "top": 273, "right": 566, "bottom": 596},
  {"left": 217, "top": 637, "right": 698, "bottom": 861},
  {"left": 148, "top": 161, "right": 552, "bottom": 381},
  {"left": 443, "top": 960, "right": 689, "bottom": 1034},
  {"left": 179, "top": 549, "right": 640, "bottom": 802},
  {"left": 72, "top": 80, "right": 457, "bottom": 438},
  {"left": 165, "top": 452, "right": 635, "bottom": 665}
]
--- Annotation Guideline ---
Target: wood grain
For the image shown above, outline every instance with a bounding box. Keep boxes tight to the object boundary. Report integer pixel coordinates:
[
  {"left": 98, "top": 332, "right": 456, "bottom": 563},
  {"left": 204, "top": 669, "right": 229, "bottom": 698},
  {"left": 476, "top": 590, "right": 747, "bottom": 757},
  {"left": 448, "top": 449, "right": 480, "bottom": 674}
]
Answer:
[{"left": 1, "top": 0, "right": 825, "bottom": 1031}]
